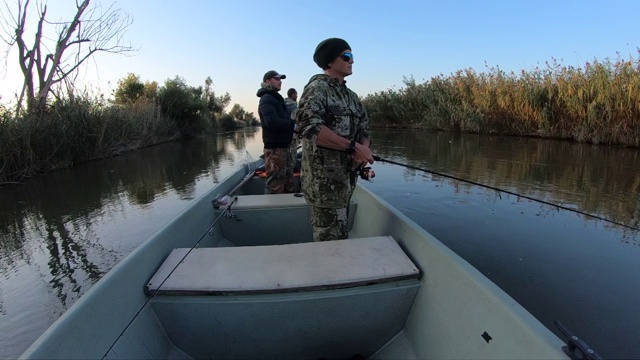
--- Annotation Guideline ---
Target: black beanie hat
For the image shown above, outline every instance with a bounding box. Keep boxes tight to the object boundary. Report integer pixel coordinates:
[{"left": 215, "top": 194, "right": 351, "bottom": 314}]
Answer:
[{"left": 313, "top": 38, "right": 351, "bottom": 70}]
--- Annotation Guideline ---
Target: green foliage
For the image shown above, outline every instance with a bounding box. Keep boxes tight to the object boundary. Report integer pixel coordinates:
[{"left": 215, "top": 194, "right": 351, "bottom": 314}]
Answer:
[
  {"left": 144, "top": 81, "right": 158, "bottom": 100},
  {"left": 114, "top": 73, "right": 145, "bottom": 104},
  {"left": 203, "top": 76, "right": 231, "bottom": 114},
  {"left": 153, "top": 75, "right": 233, "bottom": 136},
  {"left": 1, "top": 73, "right": 239, "bottom": 184},
  {"left": 362, "top": 53, "right": 640, "bottom": 146},
  {"left": 157, "top": 76, "right": 208, "bottom": 136},
  {"left": 217, "top": 113, "right": 237, "bottom": 131},
  {"left": 228, "top": 103, "right": 258, "bottom": 127}
]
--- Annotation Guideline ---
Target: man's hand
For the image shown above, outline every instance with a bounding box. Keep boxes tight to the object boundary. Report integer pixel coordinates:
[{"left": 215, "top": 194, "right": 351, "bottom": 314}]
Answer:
[{"left": 351, "top": 142, "right": 374, "bottom": 170}]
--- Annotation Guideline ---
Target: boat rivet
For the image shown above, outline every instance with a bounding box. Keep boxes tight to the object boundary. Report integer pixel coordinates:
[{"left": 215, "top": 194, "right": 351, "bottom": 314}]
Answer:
[
  {"left": 587, "top": 349, "right": 594, "bottom": 354},
  {"left": 572, "top": 336, "right": 579, "bottom": 341}
]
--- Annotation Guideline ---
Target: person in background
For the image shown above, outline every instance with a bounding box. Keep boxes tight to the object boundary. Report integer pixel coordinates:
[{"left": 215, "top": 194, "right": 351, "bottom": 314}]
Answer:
[
  {"left": 257, "top": 70, "right": 296, "bottom": 194},
  {"left": 285, "top": 88, "right": 298, "bottom": 114},
  {"left": 285, "top": 88, "right": 300, "bottom": 187},
  {"left": 296, "top": 38, "right": 374, "bottom": 242}
]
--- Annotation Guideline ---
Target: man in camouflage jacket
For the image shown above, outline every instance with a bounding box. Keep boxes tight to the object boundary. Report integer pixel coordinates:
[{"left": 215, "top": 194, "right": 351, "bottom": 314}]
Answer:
[{"left": 297, "top": 38, "right": 375, "bottom": 242}]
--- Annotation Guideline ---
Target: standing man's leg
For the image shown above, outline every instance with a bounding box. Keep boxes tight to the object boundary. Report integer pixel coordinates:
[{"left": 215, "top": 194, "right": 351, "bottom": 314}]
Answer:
[
  {"left": 264, "top": 148, "right": 287, "bottom": 194},
  {"left": 284, "top": 139, "right": 297, "bottom": 193},
  {"left": 310, "top": 206, "right": 349, "bottom": 242}
]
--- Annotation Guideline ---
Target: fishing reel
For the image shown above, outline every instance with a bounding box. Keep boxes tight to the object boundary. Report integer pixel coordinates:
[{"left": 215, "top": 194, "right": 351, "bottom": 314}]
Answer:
[{"left": 355, "top": 165, "right": 375, "bottom": 182}]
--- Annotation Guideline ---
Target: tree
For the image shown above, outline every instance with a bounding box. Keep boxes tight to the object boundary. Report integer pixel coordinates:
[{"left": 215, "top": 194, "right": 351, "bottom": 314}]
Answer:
[
  {"left": 202, "top": 76, "right": 230, "bottom": 115},
  {"left": 228, "top": 103, "right": 258, "bottom": 126},
  {"left": 0, "top": 0, "right": 136, "bottom": 114},
  {"left": 113, "top": 73, "right": 144, "bottom": 104},
  {"left": 157, "top": 76, "right": 206, "bottom": 135},
  {"left": 143, "top": 81, "right": 158, "bottom": 100},
  {"left": 228, "top": 103, "right": 246, "bottom": 121}
]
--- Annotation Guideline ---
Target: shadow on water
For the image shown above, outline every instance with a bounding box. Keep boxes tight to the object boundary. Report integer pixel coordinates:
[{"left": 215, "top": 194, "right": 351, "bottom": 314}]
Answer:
[{"left": 0, "top": 128, "right": 258, "bottom": 358}]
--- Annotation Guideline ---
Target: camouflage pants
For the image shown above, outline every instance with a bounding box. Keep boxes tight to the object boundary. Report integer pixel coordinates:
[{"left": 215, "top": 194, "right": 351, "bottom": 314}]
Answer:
[
  {"left": 264, "top": 147, "right": 295, "bottom": 194},
  {"left": 311, "top": 206, "right": 349, "bottom": 242},
  {"left": 289, "top": 136, "right": 299, "bottom": 169}
]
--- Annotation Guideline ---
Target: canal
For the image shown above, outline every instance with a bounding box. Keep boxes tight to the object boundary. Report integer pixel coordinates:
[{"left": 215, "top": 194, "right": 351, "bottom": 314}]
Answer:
[{"left": 1, "top": 128, "right": 638, "bottom": 358}]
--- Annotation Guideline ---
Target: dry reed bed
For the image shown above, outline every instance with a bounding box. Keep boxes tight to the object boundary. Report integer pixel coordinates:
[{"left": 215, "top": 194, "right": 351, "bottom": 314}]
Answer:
[{"left": 363, "top": 53, "right": 640, "bottom": 147}]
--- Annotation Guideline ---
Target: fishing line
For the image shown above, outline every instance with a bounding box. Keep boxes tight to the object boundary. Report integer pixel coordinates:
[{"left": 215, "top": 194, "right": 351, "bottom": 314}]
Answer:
[
  {"left": 373, "top": 155, "right": 640, "bottom": 232},
  {"left": 101, "top": 195, "right": 239, "bottom": 359}
]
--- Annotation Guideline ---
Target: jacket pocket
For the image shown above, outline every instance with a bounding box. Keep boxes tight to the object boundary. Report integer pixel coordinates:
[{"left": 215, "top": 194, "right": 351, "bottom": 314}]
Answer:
[{"left": 328, "top": 105, "right": 353, "bottom": 137}]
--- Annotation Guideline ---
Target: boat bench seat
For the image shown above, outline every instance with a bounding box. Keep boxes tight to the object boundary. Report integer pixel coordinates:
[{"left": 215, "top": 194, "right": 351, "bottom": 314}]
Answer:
[
  {"left": 216, "top": 193, "right": 308, "bottom": 210},
  {"left": 214, "top": 193, "right": 358, "bottom": 246},
  {"left": 145, "top": 236, "right": 420, "bottom": 295}
]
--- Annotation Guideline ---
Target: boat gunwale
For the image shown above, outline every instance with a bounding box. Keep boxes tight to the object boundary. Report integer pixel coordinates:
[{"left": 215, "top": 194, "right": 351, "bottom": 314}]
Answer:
[{"left": 19, "top": 162, "right": 259, "bottom": 359}]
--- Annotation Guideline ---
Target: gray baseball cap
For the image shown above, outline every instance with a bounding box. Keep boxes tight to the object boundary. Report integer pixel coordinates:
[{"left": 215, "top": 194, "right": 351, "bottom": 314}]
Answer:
[{"left": 263, "top": 70, "right": 286, "bottom": 82}]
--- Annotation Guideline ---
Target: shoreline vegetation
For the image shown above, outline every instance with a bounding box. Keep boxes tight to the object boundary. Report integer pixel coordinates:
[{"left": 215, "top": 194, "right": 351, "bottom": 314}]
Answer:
[
  {"left": 0, "top": 75, "right": 258, "bottom": 186},
  {"left": 2, "top": 53, "right": 640, "bottom": 186},
  {"left": 362, "top": 53, "right": 640, "bottom": 148}
]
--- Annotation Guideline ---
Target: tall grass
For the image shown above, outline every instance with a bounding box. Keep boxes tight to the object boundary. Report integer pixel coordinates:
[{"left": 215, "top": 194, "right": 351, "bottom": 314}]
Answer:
[
  {"left": 362, "top": 52, "right": 640, "bottom": 147},
  {"left": 0, "top": 95, "right": 175, "bottom": 184}
]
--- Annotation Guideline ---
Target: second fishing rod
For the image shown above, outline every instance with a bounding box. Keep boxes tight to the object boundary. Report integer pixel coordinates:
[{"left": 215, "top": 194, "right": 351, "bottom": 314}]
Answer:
[{"left": 370, "top": 155, "right": 640, "bottom": 233}]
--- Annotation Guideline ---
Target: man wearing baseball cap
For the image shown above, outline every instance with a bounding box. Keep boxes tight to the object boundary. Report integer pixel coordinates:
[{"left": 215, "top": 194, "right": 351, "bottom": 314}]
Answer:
[
  {"left": 296, "top": 38, "right": 375, "bottom": 242},
  {"left": 257, "top": 70, "right": 297, "bottom": 194}
]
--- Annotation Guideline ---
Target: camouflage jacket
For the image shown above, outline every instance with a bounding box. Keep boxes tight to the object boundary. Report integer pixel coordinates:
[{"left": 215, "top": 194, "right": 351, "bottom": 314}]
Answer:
[
  {"left": 284, "top": 98, "right": 298, "bottom": 119},
  {"left": 296, "top": 74, "right": 371, "bottom": 208}
]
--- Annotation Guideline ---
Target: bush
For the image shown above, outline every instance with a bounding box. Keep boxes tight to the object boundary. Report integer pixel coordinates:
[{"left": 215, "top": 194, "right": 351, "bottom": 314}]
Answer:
[{"left": 218, "top": 114, "right": 237, "bottom": 131}]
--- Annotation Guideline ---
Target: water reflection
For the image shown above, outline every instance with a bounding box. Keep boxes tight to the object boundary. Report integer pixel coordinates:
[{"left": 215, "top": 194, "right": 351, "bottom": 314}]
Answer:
[
  {"left": 1, "top": 129, "right": 259, "bottom": 256},
  {"left": 373, "top": 129, "right": 640, "bottom": 231}
]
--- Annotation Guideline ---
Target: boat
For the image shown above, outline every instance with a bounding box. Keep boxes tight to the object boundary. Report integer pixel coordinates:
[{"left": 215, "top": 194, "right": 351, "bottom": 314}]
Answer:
[{"left": 20, "top": 159, "right": 576, "bottom": 359}]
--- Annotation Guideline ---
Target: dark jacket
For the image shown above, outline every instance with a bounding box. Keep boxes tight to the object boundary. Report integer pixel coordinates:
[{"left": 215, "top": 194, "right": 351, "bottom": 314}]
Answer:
[{"left": 256, "top": 88, "right": 295, "bottom": 148}]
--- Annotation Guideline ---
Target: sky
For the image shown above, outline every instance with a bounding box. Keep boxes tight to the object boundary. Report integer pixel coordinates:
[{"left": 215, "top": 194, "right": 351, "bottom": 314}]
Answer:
[{"left": 2, "top": 0, "right": 640, "bottom": 116}]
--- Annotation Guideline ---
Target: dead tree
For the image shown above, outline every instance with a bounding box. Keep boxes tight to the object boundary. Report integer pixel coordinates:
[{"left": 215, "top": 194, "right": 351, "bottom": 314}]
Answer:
[{"left": 0, "top": 0, "right": 136, "bottom": 114}]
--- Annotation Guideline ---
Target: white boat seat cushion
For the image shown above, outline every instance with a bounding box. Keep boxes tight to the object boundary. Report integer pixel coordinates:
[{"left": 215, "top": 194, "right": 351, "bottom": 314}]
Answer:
[
  {"left": 217, "top": 194, "right": 308, "bottom": 210},
  {"left": 146, "top": 236, "right": 420, "bottom": 295}
]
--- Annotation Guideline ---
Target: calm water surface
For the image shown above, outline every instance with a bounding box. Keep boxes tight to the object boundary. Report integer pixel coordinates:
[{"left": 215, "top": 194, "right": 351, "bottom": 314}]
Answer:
[{"left": 1, "top": 128, "right": 638, "bottom": 359}]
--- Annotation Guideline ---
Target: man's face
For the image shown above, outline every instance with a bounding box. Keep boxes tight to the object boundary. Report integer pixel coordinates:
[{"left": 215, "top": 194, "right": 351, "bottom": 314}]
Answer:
[
  {"left": 328, "top": 50, "right": 353, "bottom": 77},
  {"left": 290, "top": 92, "right": 297, "bottom": 101},
  {"left": 266, "top": 77, "right": 282, "bottom": 91}
]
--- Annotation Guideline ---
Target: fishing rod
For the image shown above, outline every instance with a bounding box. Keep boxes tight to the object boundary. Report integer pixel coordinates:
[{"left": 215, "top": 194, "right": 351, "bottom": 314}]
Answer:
[
  {"left": 101, "top": 192, "right": 243, "bottom": 359},
  {"left": 372, "top": 155, "right": 640, "bottom": 233},
  {"left": 101, "top": 160, "right": 266, "bottom": 358}
]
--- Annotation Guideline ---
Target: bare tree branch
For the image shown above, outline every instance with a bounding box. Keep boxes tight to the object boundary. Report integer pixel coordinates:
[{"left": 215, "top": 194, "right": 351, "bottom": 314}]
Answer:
[{"left": 1, "top": 0, "right": 137, "bottom": 114}]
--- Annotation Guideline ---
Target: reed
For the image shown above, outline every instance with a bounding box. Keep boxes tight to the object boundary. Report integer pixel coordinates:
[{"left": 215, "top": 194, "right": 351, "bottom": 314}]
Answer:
[
  {"left": 0, "top": 94, "right": 175, "bottom": 185},
  {"left": 362, "top": 52, "right": 640, "bottom": 147}
]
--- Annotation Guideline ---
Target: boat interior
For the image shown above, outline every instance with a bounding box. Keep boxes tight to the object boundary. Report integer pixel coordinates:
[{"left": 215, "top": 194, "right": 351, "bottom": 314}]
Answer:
[
  {"left": 22, "top": 163, "right": 567, "bottom": 360},
  {"left": 129, "top": 173, "right": 422, "bottom": 360}
]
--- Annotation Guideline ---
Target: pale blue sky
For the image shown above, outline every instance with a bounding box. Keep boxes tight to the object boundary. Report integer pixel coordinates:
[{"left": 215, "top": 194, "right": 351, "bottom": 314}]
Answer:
[{"left": 2, "top": 0, "right": 640, "bottom": 116}]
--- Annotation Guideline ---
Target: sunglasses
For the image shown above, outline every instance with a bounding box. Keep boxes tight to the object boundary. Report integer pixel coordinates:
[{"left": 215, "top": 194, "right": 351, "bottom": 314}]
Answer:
[{"left": 340, "top": 52, "right": 354, "bottom": 62}]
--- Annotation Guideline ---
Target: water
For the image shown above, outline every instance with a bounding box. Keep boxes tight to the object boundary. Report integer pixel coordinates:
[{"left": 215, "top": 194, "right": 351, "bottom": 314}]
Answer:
[
  {"left": 1, "top": 128, "right": 638, "bottom": 358},
  {"left": 0, "top": 129, "right": 262, "bottom": 358}
]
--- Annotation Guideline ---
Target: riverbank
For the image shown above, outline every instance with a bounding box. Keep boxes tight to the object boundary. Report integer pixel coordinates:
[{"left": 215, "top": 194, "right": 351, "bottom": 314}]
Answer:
[
  {"left": 5, "top": 54, "right": 640, "bottom": 185},
  {"left": 0, "top": 75, "right": 260, "bottom": 186}
]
